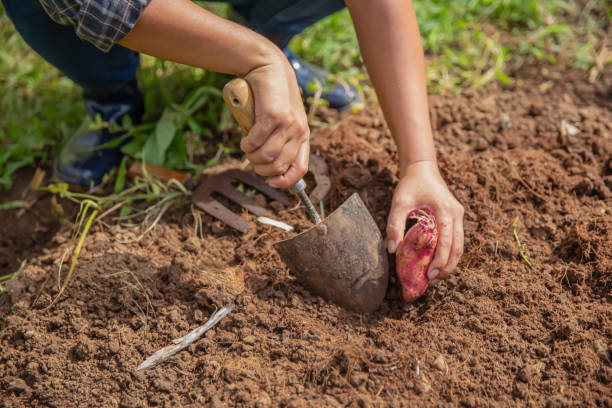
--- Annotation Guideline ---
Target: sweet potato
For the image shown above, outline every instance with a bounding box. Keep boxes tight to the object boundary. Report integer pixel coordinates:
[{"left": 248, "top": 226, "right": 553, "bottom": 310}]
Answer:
[{"left": 396, "top": 209, "right": 438, "bottom": 302}]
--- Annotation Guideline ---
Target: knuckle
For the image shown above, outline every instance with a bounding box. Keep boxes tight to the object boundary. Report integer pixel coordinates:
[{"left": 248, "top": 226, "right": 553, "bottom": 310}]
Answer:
[
  {"left": 385, "top": 227, "right": 398, "bottom": 238},
  {"left": 295, "top": 118, "right": 309, "bottom": 136},
  {"left": 258, "top": 117, "right": 276, "bottom": 134},
  {"left": 286, "top": 115, "right": 298, "bottom": 127},
  {"left": 438, "top": 214, "right": 452, "bottom": 226},
  {"left": 386, "top": 222, "right": 402, "bottom": 235},
  {"left": 276, "top": 180, "right": 290, "bottom": 189},
  {"left": 267, "top": 162, "right": 281, "bottom": 175},
  {"left": 295, "top": 161, "right": 308, "bottom": 177},
  {"left": 272, "top": 161, "right": 288, "bottom": 175},
  {"left": 440, "top": 222, "right": 452, "bottom": 231},
  {"left": 260, "top": 149, "right": 277, "bottom": 163},
  {"left": 241, "top": 138, "right": 255, "bottom": 152},
  {"left": 439, "top": 237, "right": 451, "bottom": 250},
  {"left": 265, "top": 109, "right": 283, "bottom": 123},
  {"left": 272, "top": 109, "right": 292, "bottom": 125},
  {"left": 253, "top": 165, "right": 269, "bottom": 177},
  {"left": 262, "top": 122, "right": 277, "bottom": 136}
]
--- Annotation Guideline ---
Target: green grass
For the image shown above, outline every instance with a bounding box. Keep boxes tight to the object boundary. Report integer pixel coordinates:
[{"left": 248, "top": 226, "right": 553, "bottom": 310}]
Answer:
[
  {"left": 414, "top": 0, "right": 611, "bottom": 92},
  {"left": 40, "top": 168, "right": 192, "bottom": 303},
  {"left": 0, "top": 6, "right": 84, "bottom": 190},
  {"left": 291, "top": 1, "right": 610, "bottom": 92}
]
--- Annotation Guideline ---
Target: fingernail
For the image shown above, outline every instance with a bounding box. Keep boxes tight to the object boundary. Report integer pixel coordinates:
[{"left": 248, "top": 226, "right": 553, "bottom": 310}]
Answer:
[
  {"left": 428, "top": 268, "right": 439, "bottom": 280},
  {"left": 430, "top": 279, "right": 440, "bottom": 287},
  {"left": 387, "top": 240, "right": 397, "bottom": 253}
]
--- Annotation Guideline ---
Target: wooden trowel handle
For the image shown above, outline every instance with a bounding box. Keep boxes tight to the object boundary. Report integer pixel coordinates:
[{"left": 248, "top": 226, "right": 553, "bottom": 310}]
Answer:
[
  {"left": 222, "top": 78, "right": 322, "bottom": 224},
  {"left": 223, "top": 78, "right": 255, "bottom": 134}
]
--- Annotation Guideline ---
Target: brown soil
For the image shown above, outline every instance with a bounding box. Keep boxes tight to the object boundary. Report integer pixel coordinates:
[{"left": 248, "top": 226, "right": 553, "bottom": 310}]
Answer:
[{"left": 1, "top": 70, "right": 611, "bottom": 407}]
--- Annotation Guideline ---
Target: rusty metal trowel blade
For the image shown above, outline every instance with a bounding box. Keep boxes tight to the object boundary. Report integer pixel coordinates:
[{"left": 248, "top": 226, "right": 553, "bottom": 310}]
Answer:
[{"left": 273, "top": 193, "right": 389, "bottom": 313}]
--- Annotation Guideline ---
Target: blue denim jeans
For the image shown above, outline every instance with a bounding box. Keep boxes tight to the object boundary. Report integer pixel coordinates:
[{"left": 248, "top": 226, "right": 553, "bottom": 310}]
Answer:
[{"left": 2, "top": 0, "right": 345, "bottom": 96}]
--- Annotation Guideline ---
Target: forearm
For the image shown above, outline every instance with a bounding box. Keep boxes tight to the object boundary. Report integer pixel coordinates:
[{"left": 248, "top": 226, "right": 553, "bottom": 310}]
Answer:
[
  {"left": 118, "top": 0, "right": 282, "bottom": 76},
  {"left": 346, "top": 0, "right": 435, "bottom": 175}
]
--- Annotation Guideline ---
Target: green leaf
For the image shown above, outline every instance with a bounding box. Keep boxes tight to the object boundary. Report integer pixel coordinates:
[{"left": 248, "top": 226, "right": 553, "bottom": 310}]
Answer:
[
  {"left": 204, "top": 156, "right": 220, "bottom": 168},
  {"left": 115, "top": 156, "right": 128, "bottom": 193},
  {"left": 0, "top": 200, "right": 28, "bottom": 210},
  {"left": 119, "top": 205, "right": 132, "bottom": 218},
  {"left": 187, "top": 118, "right": 204, "bottom": 135},
  {"left": 156, "top": 118, "right": 178, "bottom": 156},
  {"left": 200, "top": 127, "right": 214, "bottom": 139},
  {"left": 142, "top": 109, "right": 180, "bottom": 166},
  {"left": 120, "top": 131, "right": 149, "bottom": 159},
  {"left": 165, "top": 131, "right": 189, "bottom": 170},
  {"left": 495, "top": 70, "right": 512, "bottom": 85},
  {"left": 122, "top": 115, "right": 133, "bottom": 129},
  {"left": 2, "top": 156, "right": 34, "bottom": 181}
]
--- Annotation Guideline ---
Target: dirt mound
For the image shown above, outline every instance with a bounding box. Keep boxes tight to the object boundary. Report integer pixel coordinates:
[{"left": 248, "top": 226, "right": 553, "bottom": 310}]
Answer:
[{"left": 1, "top": 71, "right": 611, "bottom": 407}]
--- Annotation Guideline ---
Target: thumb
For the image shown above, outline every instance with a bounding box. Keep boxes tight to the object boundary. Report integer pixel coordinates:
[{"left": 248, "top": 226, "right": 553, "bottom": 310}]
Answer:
[{"left": 386, "top": 198, "right": 414, "bottom": 254}]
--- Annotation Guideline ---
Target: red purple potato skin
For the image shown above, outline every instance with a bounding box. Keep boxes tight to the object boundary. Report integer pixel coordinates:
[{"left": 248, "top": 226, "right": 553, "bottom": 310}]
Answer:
[{"left": 396, "top": 209, "right": 438, "bottom": 302}]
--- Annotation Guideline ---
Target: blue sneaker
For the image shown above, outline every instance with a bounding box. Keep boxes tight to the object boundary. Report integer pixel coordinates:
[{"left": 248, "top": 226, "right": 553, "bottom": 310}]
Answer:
[
  {"left": 283, "top": 48, "right": 362, "bottom": 111},
  {"left": 53, "top": 80, "right": 144, "bottom": 187}
]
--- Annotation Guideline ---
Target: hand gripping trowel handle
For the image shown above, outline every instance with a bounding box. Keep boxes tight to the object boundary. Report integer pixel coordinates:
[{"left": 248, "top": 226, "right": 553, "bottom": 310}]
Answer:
[{"left": 222, "top": 78, "right": 322, "bottom": 225}]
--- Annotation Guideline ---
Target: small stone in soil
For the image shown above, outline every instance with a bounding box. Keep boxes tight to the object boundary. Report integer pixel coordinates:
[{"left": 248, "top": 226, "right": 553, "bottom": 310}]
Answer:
[
  {"left": 461, "top": 396, "right": 477, "bottom": 408},
  {"left": 4, "top": 377, "right": 29, "bottom": 394},
  {"left": 535, "top": 345, "right": 549, "bottom": 357},
  {"left": 372, "top": 349, "right": 390, "bottom": 364},
  {"left": 415, "top": 380, "right": 431, "bottom": 395},
  {"left": 592, "top": 339, "right": 611, "bottom": 364},
  {"left": 22, "top": 330, "right": 35, "bottom": 340},
  {"left": 119, "top": 395, "right": 141, "bottom": 408},
  {"left": 255, "top": 391, "right": 272, "bottom": 408},
  {"left": 107, "top": 340, "right": 120, "bottom": 355},
  {"left": 349, "top": 372, "right": 368, "bottom": 387},
  {"left": 183, "top": 236, "right": 201, "bottom": 253},
  {"left": 517, "top": 363, "right": 543, "bottom": 383},
  {"left": 546, "top": 395, "right": 570, "bottom": 408},
  {"left": 70, "top": 341, "right": 91, "bottom": 361},
  {"left": 152, "top": 378, "right": 173, "bottom": 393},
  {"left": 432, "top": 355, "right": 447, "bottom": 372},
  {"left": 512, "top": 382, "right": 528, "bottom": 399},
  {"left": 242, "top": 335, "right": 257, "bottom": 346}
]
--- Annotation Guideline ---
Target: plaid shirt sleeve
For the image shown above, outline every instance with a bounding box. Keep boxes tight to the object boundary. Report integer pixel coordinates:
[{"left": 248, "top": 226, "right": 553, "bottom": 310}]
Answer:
[{"left": 39, "top": 0, "right": 152, "bottom": 52}]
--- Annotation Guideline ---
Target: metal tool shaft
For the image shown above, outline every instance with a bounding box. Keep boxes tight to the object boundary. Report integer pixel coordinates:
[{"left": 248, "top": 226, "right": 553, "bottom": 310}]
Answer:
[
  {"left": 296, "top": 188, "right": 322, "bottom": 224},
  {"left": 289, "top": 179, "right": 322, "bottom": 224}
]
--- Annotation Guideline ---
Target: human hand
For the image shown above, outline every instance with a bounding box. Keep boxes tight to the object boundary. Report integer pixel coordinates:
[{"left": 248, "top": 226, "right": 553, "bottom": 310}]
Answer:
[
  {"left": 242, "top": 57, "right": 310, "bottom": 189},
  {"left": 386, "top": 160, "right": 464, "bottom": 284}
]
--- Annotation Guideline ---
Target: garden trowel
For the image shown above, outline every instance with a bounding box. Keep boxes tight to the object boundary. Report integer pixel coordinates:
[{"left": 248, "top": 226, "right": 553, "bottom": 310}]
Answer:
[{"left": 223, "top": 78, "right": 389, "bottom": 313}]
